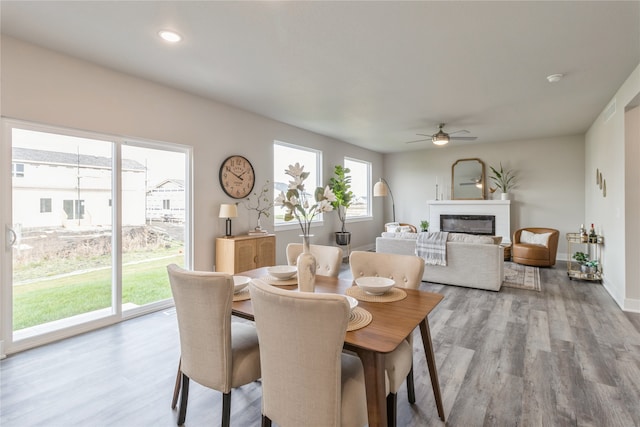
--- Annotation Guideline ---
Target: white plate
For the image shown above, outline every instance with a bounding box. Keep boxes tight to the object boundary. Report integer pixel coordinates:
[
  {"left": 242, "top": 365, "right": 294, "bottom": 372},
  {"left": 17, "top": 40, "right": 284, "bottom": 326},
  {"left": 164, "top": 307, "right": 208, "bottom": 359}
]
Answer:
[
  {"left": 267, "top": 265, "right": 297, "bottom": 280},
  {"left": 345, "top": 295, "right": 358, "bottom": 313},
  {"left": 233, "top": 275, "right": 251, "bottom": 293},
  {"left": 355, "top": 277, "right": 395, "bottom": 295}
]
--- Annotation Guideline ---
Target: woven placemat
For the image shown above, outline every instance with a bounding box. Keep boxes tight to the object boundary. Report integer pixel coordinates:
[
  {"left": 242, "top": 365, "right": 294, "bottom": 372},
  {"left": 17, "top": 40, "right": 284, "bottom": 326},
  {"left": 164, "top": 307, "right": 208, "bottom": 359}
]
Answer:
[
  {"left": 260, "top": 276, "right": 298, "bottom": 286},
  {"left": 233, "top": 288, "right": 251, "bottom": 301},
  {"left": 345, "top": 286, "right": 407, "bottom": 303},
  {"left": 347, "top": 307, "right": 372, "bottom": 331}
]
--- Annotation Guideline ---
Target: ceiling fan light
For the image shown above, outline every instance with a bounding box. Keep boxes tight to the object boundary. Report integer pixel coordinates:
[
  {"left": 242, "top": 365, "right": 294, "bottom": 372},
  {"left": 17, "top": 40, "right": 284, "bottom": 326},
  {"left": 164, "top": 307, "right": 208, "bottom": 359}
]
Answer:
[{"left": 432, "top": 134, "right": 449, "bottom": 145}]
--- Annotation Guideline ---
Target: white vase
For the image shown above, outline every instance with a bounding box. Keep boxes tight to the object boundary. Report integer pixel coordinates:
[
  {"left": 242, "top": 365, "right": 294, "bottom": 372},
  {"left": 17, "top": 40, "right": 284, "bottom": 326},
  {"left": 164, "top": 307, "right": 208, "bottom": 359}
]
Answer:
[
  {"left": 297, "top": 235, "right": 316, "bottom": 292},
  {"left": 500, "top": 192, "right": 509, "bottom": 200}
]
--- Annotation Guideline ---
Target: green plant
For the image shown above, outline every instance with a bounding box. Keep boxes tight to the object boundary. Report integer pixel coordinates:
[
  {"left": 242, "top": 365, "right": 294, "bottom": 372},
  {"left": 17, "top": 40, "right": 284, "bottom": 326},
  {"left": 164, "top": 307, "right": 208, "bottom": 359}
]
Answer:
[
  {"left": 328, "top": 165, "right": 354, "bottom": 233},
  {"left": 489, "top": 162, "right": 516, "bottom": 193},
  {"left": 584, "top": 259, "right": 599, "bottom": 268},
  {"left": 420, "top": 220, "right": 429, "bottom": 232},
  {"left": 572, "top": 251, "right": 589, "bottom": 264}
]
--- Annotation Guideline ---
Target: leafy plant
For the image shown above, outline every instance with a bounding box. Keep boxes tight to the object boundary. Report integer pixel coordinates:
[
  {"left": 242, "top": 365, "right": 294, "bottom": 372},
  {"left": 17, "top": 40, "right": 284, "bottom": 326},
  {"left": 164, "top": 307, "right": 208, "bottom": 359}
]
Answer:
[
  {"left": 584, "top": 259, "right": 599, "bottom": 268},
  {"left": 328, "top": 165, "right": 354, "bottom": 233},
  {"left": 489, "top": 162, "right": 516, "bottom": 193},
  {"left": 572, "top": 251, "right": 589, "bottom": 264},
  {"left": 420, "top": 220, "right": 429, "bottom": 232}
]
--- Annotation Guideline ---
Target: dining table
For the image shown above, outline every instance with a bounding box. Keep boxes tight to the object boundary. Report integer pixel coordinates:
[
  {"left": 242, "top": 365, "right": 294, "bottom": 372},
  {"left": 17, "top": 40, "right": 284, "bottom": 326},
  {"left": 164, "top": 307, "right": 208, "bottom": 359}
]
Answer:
[{"left": 233, "top": 267, "right": 446, "bottom": 427}]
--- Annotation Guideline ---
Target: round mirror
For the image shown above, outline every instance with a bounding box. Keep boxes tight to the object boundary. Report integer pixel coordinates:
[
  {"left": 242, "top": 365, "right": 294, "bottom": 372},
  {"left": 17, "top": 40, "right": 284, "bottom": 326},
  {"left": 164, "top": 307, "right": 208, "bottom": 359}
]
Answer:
[{"left": 452, "top": 158, "right": 485, "bottom": 200}]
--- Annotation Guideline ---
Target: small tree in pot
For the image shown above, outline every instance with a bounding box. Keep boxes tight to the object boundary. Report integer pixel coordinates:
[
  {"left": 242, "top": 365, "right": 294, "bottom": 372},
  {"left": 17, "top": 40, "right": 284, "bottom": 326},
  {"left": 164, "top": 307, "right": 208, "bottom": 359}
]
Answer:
[{"left": 329, "top": 165, "right": 354, "bottom": 245}]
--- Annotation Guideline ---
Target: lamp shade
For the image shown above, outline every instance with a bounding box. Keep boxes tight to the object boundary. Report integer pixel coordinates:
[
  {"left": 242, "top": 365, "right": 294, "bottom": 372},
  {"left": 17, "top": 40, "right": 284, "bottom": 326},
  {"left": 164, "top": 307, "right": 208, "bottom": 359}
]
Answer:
[
  {"left": 432, "top": 133, "right": 449, "bottom": 145},
  {"left": 219, "top": 203, "right": 238, "bottom": 218},
  {"left": 373, "top": 179, "right": 388, "bottom": 197}
]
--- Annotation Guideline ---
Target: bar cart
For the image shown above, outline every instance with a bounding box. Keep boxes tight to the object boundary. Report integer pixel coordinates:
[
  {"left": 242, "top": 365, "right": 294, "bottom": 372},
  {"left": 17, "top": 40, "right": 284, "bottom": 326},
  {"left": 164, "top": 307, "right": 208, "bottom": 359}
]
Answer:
[{"left": 566, "top": 232, "right": 603, "bottom": 282}]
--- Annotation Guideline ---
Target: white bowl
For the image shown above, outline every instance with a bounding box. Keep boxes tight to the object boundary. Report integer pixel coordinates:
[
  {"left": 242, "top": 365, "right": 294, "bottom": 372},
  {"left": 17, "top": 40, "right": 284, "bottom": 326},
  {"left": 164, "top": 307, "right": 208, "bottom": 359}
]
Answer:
[
  {"left": 233, "top": 276, "right": 251, "bottom": 293},
  {"left": 355, "top": 277, "right": 395, "bottom": 295},
  {"left": 267, "top": 265, "right": 297, "bottom": 280},
  {"left": 345, "top": 295, "right": 358, "bottom": 314}
]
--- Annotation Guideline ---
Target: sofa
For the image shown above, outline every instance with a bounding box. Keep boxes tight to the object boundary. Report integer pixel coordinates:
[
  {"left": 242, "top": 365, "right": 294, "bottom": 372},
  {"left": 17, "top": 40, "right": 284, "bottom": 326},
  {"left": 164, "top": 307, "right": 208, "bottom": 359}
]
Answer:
[{"left": 375, "top": 232, "right": 505, "bottom": 291}]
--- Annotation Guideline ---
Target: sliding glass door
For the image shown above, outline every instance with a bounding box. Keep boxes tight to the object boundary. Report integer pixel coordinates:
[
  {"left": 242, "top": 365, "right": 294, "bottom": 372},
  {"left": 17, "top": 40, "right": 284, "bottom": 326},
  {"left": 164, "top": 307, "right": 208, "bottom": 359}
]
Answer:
[{"left": 2, "top": 120, "right": 191, "bottom": 353}]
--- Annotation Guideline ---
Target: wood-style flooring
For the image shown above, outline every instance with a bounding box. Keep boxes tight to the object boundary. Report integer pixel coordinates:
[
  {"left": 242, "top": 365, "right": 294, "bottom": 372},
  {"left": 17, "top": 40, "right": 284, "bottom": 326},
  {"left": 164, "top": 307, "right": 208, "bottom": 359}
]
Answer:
[{"left": 2, "top": 262, "right": 640, "bottom": 426}]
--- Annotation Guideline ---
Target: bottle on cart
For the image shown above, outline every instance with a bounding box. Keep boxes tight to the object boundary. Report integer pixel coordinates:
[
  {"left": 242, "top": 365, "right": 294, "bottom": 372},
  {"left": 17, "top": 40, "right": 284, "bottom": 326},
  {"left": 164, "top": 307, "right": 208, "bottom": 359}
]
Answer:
[
  {"left": 580, "top": 224, "right": 588, "bottom": 242},
  {"left": 589, "top": 223, "right": 597, "bottom": 243}
]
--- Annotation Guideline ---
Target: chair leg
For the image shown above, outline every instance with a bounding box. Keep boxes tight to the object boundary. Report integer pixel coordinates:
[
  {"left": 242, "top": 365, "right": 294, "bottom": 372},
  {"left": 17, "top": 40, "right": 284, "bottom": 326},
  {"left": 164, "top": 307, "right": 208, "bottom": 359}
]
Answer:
[
  {"left": 386, "top": 392, "right": 398, "bottom": 427},
  {"left": 171, "top": 359, "right": 182, "bottom": 409},
  {"left": 261, "top": 415, "right": 272, "bottom": 427},
  {"left": 177, "top": 374, "right": 189, "bottom": 426},
  {"left": 222, "top": 392, "right": 231, "bottom": 427},
  {"left": 406, "top": 364, "right": 416, "bottom": 404}
]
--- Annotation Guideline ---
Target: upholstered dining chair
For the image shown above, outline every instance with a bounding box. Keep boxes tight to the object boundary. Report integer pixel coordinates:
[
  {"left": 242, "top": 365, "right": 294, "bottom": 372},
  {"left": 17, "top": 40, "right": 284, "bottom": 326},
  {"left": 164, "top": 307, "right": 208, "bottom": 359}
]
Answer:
[
  {"left": 349, "top": 251, "right": 425, "bottom": 426},
  {"left": 249, "top": 279, "right": 368, "bottom": 427},
  {"left": 286, "top": 243, "right": 343, "bottom": 278},
  {"left": 512, "top": 227, "right": 560, "bottom": 267},
  {"left": 167, "top": 264, "right": 261, "bottom": 426}
]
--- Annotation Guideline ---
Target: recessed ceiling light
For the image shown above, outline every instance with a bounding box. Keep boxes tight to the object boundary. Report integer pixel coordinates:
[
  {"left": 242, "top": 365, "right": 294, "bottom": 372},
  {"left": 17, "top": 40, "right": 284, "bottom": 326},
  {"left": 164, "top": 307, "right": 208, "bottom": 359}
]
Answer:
[
  {"left": 546, "top": 73, "right": 564, "bottom": 83},
  {"left": 159, "top": 30, "right": 182, "bottom": 43}
]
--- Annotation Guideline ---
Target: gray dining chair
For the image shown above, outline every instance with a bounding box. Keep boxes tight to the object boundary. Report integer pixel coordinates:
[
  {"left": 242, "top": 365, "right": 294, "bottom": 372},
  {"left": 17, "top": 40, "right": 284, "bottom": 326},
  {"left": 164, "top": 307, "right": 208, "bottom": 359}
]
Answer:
[
  {"left": 249, "top": 278, "right": 368, "bottom": 427},
  {"left": 349, "top": 250, "right": 425, "bottom": 426},
  {"left": 286, "top": 243, "right": 343, "bottom": 278},
  {"left": 167, "top": 264, "right": 261, "bottom": 426}
]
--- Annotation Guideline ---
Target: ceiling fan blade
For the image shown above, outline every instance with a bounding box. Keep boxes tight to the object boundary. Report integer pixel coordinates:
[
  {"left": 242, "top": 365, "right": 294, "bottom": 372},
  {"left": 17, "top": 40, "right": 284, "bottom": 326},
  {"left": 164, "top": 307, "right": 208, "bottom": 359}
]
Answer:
[
  {"left": 450, "top": 136, "right": 478, "bottom": 141},
  {"left": 448, "top": 129, "right": 470, "bottom": 135},
  {"left": 405, "top": 138, "right": 431, "bottom": 144},
  {"left": 416, "top": 133, "right": 433, "bottom": 137}
]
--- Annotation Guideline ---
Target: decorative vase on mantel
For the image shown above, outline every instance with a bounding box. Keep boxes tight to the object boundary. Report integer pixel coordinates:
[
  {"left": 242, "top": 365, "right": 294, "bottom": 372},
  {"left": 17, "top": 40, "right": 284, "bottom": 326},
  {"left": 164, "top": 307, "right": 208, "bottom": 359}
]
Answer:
[
  {"left": 297, "top": 235, "right": 317, "bottom": 292},
  {"left": 500, "top": 192, "right": 510, "bottom": 200}
]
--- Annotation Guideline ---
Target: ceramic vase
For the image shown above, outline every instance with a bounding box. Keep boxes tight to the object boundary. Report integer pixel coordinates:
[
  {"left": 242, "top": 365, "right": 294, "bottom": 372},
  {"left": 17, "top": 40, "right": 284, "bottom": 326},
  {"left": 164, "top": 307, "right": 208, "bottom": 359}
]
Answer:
[{"left": 297, "top": 235, "right": 317, "bottom": 292}]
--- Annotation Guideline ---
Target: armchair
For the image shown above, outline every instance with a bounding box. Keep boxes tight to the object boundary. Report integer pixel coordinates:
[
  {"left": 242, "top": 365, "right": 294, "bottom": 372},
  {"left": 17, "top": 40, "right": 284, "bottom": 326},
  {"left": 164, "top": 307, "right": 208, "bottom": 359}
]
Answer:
[{"left": 512, "top": 227, "right": 559, "bottom": 267}]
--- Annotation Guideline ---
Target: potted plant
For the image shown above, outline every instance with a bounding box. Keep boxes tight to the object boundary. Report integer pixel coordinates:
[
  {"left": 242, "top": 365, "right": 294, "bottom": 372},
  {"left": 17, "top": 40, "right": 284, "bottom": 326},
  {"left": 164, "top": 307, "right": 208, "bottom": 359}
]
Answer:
[
  {"left": 489, "top": 162, "right": 516, "bottom": 200},
  {"left": 573, "top": 251, "right": 589, "bottom": 264},
  {"left": 420, "top": 220, "right": 429, "bottom": 232},
  {"left": 583, "top": 259, "right": 599, "bottom": 274},
  {"left": 328, "top": 165, "right": 354, "bottom": 245}
]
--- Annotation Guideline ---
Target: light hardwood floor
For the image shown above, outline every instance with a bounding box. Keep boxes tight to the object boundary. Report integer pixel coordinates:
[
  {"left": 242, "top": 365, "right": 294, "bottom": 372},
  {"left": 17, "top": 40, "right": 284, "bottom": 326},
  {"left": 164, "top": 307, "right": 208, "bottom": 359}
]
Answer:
[{"left": 2, "top": 262, "right": 639, "bottom": 426}]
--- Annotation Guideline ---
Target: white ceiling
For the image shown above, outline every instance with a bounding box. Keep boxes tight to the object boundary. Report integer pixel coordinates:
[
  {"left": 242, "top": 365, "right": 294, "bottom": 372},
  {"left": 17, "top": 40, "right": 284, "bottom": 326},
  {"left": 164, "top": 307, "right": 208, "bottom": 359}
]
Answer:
[{"left": 1, "top": 1, "right": 639, "bottom": 153}]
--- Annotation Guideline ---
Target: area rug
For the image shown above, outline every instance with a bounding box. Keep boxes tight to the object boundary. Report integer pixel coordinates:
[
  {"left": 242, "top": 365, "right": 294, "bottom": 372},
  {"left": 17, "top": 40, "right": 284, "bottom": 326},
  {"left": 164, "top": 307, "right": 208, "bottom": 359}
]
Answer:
[{"left": 503, "top": 262, "right": 541, "bottom": 291}]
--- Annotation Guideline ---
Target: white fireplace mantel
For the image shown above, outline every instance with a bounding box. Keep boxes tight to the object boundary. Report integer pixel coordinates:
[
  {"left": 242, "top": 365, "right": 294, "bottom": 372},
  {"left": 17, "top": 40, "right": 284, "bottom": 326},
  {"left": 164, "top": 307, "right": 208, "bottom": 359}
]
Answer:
[{"left": 427, "top": 200, "right": 512, "bottom": 243}]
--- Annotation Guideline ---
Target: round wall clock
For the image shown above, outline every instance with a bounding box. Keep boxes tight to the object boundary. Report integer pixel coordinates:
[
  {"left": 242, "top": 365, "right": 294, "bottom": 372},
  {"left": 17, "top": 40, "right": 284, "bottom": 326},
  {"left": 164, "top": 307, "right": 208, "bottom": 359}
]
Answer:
[{"left": 219, "top": 155, "right": 255, "bottom": 199}]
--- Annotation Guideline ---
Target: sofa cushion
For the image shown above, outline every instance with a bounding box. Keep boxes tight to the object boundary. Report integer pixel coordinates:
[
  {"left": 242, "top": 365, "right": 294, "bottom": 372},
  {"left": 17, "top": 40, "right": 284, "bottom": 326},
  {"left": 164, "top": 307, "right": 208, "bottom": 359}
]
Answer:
[
  {"left": 447, "top": 233, "right": 496, "bottom": 244},
  {"left": 381, "top": 232, "right": 419, "bottom": 239},
  {"left": 520, "top": 230, "right": 551, "bottom": 247}
]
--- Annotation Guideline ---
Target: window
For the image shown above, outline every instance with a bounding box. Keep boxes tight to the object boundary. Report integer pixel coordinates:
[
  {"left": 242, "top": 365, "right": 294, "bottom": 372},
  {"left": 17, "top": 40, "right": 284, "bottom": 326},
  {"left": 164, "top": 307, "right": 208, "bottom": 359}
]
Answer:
[
  {"left": 63, "top": 199, "right": 85, "bottom": 220},
  {"left": 12, "top": 163, "right": 24, "bottom": 177},
  {"left": 40, "top": 198, "right": 52, "bottom": 213},
  {"left": 163, "top": 199, "right": 170, "bottom": 209},
  {"left": 273, "top": 141, "right": 322, "bottom": 228},
  {"left": 344, "top": 158, "right": 372, "bottom": 218}
]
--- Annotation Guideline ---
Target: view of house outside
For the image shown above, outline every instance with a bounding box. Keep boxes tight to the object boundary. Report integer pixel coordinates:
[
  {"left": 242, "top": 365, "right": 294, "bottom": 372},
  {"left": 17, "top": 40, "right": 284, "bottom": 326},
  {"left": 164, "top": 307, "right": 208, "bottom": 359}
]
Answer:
[{"left": 10, "top": 127, "right": 186, "bottom": 335}]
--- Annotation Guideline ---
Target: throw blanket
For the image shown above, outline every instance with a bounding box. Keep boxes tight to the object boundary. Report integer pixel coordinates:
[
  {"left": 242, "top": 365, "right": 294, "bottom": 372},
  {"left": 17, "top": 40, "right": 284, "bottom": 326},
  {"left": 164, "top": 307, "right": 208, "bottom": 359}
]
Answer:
[{"left": 416, "top": 231, "right": 449, "bottom": 266}]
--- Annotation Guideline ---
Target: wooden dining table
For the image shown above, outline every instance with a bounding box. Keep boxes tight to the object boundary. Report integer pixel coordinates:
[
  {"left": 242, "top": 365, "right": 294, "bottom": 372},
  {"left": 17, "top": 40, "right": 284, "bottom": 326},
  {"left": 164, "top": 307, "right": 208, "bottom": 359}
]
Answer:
[{"left": 233, "top": 268, "right": 446, "bottom": 427}]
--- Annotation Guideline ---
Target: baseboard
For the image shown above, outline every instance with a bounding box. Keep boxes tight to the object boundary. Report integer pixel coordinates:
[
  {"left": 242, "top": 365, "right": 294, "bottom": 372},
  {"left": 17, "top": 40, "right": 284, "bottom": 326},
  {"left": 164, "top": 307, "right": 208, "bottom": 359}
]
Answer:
[{"left": 623, "top": 296, "right": 640, "bottom": 313}]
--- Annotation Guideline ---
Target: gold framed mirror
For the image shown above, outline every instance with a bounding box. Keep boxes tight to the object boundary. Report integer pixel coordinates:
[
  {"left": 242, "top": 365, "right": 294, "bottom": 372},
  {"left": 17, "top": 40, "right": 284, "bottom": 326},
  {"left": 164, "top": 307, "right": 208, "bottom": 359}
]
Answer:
[{"left": 452, "top": 158, "right": 485, "bottom": 200}]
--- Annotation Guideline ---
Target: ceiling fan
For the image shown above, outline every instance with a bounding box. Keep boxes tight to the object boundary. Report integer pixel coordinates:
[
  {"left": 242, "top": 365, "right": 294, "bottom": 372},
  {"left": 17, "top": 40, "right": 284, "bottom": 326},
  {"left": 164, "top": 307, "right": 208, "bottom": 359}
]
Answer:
[{"left": 406, "top": 123, "right": 478, "bottom": 146}]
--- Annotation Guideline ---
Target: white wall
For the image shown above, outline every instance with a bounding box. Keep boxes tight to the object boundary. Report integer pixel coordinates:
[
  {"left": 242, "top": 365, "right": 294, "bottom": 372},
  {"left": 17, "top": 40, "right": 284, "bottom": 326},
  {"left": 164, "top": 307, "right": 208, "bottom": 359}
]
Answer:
[
  {"left": 383, "top": 135, "right": 585, "bottom": 260},
  {"left": 586, "top": 62, "right": 640, "bottom": 312},
  {"left": 0, "top": 36, "right": 384, "bottom": 269}
]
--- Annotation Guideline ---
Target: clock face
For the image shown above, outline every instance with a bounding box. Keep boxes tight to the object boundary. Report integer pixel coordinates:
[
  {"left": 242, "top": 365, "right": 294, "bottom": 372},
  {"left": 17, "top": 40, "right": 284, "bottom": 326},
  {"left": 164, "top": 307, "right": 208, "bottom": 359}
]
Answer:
[{"left": 219, "top": 155, "right": 255, "bottom": 199}]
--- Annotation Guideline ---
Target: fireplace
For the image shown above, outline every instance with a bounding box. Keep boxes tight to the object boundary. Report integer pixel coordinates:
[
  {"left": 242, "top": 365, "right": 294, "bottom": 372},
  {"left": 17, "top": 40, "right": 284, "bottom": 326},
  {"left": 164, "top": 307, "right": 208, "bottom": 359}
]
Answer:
[
  {"left": 440, "top": 214, "right": 495, "bottom": 235},
  {"left": 427, "top": 200, "right": 511, "bottom": 243}
]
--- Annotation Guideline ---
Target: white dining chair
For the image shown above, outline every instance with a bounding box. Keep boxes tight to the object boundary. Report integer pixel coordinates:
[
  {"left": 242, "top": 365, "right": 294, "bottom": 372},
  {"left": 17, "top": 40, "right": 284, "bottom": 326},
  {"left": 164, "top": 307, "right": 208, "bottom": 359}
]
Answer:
[
  {"left": 249, "top": 278, "right": 368, "bottom": 427},
  {"left": 286, "top": 243, "right": 343, "bottom": 278},
  {"left": 167, "top": 264, "right": 261, "bottom": 426},
  {"left": 349, "top": 250, "right": 425, "bottom": 426}
]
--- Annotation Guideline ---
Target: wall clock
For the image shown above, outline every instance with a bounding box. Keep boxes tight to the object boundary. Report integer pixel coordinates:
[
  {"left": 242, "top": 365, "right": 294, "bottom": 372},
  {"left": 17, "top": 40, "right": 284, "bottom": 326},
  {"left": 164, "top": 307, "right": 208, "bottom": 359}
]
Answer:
[{"left": 219, "top": 155, "right": 255, "bottom": 199}]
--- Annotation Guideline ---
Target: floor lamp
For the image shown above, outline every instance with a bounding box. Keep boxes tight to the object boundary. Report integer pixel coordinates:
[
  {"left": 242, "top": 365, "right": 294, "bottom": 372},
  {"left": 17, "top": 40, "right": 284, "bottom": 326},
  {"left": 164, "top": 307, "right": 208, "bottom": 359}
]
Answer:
[
  {"left": 373, "top": 178, "right": 395, "bottom": 223},
  {"left": 219, "top": 203, "right": 238, "bottom": 237}
]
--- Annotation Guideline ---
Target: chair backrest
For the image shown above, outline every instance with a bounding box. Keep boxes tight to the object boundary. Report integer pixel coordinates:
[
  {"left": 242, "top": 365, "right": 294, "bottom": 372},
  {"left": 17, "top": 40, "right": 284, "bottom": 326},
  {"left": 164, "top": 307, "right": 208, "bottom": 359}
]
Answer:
[
  {"left": 249, "top": 279, "right": 350, "bottom": 426},
  {"left": 286, "top": 243, "right": 343, "bottom": 278},
  {"left": 167, "top": 264, "right": 234, "bottom": 391},
  {"left": 349, "top": 250, "right": 425, "bottom": 290}
]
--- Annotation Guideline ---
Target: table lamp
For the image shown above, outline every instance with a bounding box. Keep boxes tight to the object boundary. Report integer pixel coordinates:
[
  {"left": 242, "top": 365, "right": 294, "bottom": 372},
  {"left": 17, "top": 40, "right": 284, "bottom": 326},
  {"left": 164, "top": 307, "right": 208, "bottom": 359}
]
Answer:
[{"left": 219, "top": 203, "right": 238, "bottom": 237}]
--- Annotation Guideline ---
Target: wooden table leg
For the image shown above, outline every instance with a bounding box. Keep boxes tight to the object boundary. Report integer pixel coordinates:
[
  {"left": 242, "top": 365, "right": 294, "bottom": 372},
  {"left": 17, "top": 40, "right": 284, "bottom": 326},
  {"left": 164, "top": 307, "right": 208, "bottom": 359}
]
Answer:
[
  {"left": 419, "top": 318, "right": 445, "bottom": 421},
  {"left": 354, "top": 347, "right": 387, "bottom": 427}
]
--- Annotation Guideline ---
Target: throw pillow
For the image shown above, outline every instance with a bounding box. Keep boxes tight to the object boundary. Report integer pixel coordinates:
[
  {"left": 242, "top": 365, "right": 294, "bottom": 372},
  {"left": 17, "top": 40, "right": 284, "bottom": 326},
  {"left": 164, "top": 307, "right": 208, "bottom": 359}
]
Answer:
[
  {"left": 385, "top": 222, "right": 400, "bottom": 232},
  {"left": 520, "top": 230, "right": 551, "bottom": 247}
]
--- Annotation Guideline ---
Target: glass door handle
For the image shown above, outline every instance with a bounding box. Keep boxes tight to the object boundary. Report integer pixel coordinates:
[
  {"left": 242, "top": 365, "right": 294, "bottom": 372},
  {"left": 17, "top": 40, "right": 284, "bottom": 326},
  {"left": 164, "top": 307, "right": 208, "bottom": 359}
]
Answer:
[{"left": 6, "top": 226, "right": 17, "bottom": 249}]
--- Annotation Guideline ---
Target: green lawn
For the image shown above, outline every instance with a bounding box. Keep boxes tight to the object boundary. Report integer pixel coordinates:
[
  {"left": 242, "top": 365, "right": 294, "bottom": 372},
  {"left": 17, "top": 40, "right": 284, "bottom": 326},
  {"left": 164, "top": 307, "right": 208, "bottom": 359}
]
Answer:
[{"left": 13, "top": 254, "right": 183, "bottom": 330}]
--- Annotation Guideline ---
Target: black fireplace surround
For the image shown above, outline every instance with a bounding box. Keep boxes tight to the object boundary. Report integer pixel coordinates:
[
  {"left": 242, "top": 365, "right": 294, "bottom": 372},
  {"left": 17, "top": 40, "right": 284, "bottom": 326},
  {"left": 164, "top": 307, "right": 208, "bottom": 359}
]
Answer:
[{"left": 440, "top": 214, "right": 495, "bottom": 236}]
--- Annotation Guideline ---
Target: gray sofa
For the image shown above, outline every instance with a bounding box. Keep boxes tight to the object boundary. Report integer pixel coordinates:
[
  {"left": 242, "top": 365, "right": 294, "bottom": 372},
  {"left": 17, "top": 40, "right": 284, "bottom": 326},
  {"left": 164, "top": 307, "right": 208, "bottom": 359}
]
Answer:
[{"left": 375, "top": 232, "right": 504, "bottom": 291}]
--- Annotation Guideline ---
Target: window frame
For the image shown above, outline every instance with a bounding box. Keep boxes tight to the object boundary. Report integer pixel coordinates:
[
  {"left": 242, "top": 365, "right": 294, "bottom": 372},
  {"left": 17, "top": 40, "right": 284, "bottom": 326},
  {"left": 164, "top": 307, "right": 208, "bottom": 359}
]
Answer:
[{"left": 343, "top": 157, "right": 372, "bottom": 220}]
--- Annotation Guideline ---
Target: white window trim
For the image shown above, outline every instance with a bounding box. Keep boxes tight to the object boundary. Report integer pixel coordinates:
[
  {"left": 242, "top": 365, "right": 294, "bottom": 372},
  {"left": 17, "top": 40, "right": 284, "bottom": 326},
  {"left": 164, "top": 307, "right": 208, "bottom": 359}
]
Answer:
[{"left": 344, "top": 156, "right": 373, "bottom": 220}]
